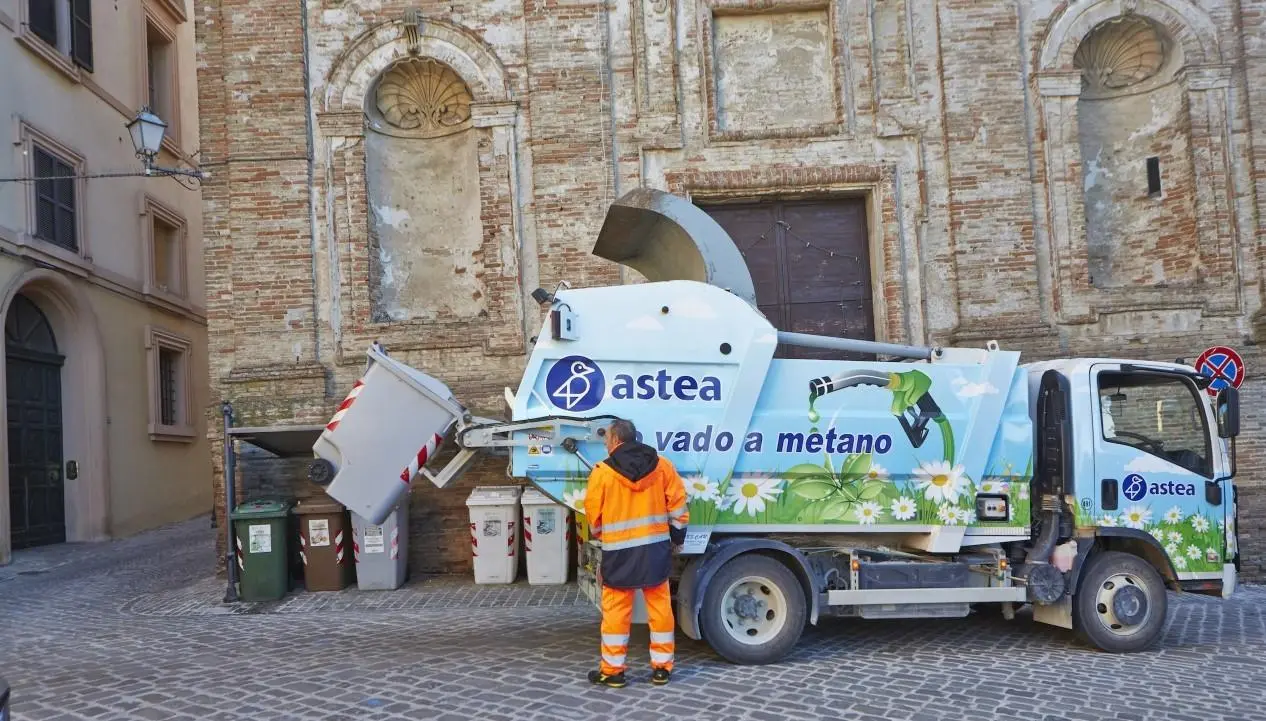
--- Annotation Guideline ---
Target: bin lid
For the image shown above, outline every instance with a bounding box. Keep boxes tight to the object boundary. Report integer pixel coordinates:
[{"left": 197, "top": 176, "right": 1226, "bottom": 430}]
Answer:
[
  {"left": 231, "top": 498, "right": 293, "bottom": 519},
  {"left": 520, "top": 487, "right": 563, "bottom": 507},
  {"left": 293, "top": 496, "right": 346, "bottom": 515},
  {"left": 466, "top": 485, "right": 523, "bottom": 507}
]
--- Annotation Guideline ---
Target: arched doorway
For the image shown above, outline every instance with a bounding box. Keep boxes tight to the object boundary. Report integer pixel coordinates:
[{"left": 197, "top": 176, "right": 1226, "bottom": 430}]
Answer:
[{"left": 5, "top": 293, "right": 65, "bottom": 549}]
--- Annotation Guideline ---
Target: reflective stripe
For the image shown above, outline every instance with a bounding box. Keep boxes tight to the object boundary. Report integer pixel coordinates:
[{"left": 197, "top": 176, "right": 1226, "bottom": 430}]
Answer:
[
  {"left": 668, "top": 503, "right": 687, "bottom": 517},
  {"left": 669, "top": 517, "right": 687, "bottom": 529},
  {"left": 601, "top": 634, "right": 630, "bottom": 647},
  {"left": 602, "top": 653, "right": 626, "bottom": 667},
  {"left": 589, "top": 522, "right": 602, "bottom": 534},
  {"left": 649, "top": 631, "right": 675, "bottom": 644},
  {"left": 601, "top": 532, "right": 671, "bottom": 551},
  {"left": 650, "top": 650, "right": 674, "bottom": 663},
  {"left": 600, "top": 514, "right": 668, "bottom": 533}
]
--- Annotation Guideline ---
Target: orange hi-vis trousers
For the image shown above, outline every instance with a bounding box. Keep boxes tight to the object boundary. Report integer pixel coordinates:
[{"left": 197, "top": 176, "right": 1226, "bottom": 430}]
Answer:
[{"left": 600, "top": 581, "right": 675, "bottom": 675}]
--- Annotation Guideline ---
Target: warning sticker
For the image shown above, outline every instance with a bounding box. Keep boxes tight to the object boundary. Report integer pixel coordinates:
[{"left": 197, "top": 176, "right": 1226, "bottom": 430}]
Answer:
[
  {"left": 528, "top": 446, "right": 540, "bottom": 456},
  {"left": 248, "top": 524, "right": 271, "bottom": 554},
  {"left": 483, "top": 519, "right": 502, "bottom": 537},
  {"left": 364, "top": 525, "right": 385, "bottom": 554},
  {"left": 309, "top": 518, "right": 331, "bottom": 546}
]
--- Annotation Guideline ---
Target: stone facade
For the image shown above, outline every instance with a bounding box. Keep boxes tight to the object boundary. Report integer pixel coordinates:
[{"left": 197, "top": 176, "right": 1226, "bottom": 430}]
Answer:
[{"left": 197, "top": 0, "right": 1266, "bottom": 580}]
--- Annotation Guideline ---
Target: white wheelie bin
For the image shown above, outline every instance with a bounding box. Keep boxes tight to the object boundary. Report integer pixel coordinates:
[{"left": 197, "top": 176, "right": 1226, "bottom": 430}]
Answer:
[
  {"left": 467, "top": 486, "right": 522, "bottom": 584},
  {"left": 309, "top": 345, "right": 465, "bottom": 526},
  {"left": 521, "top": 488, "right": 571, "bottom": 585}
]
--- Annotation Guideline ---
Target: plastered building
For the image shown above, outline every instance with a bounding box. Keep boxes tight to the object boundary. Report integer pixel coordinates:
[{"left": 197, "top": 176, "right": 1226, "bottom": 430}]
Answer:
[
  {"left": 197, "top": 0, "right": 1266, "bottom": 579},
  {"left": 0, "top": 0, "right": 211, "bottom": 563}
]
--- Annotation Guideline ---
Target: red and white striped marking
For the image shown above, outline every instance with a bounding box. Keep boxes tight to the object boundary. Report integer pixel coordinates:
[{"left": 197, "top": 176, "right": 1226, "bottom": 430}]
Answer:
[
  {"left": 335, "top": 530, "right": 346, "bottom": 564},
  {"left": 299, "top": 532, "right": 308, "bottom": 565},
  {"left": 390, "top": 527, "right": 399, "bottom": 560},
  {"left": 470, "top": 522, "right": 478, "bottom": 557},
  {"left": 524, "top": 517, "right": 533, "bottom": 552},
  {"left": 324, "top": 379, "right": 365, "bottom": 432},
  {"left": 353, "top": 538, "right": 360, "bottom": 564},
  {"left": 235, "top": 536, "right": 244, "bottom": 570},
  {"left": 400, "top": 433, "right": 443, "bottom": 485},
  {"left": 507, "top": 520, "right": 516, "bottom": 557}
]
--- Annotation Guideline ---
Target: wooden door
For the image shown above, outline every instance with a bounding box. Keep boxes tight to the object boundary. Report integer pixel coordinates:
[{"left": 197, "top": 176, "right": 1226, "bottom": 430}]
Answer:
[{"left": 700, "top": 198, "right": 874, "bottom": 359}]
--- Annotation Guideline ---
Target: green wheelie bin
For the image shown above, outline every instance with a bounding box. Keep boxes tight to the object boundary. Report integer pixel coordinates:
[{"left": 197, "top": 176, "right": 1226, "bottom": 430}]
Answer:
[{"left": 231, "top": 499, "right": 293, "bottom": 601}]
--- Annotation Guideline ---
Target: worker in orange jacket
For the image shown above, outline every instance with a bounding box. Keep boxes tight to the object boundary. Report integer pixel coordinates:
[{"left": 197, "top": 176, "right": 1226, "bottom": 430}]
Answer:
[{"left": 584, "top": 417, "right": 689, "bottom": 688}]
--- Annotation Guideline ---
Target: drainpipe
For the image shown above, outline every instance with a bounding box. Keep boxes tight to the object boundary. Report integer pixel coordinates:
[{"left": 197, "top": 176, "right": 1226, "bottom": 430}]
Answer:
[{"left": 221, "top": 401, "right": 239, "bottom": 603}]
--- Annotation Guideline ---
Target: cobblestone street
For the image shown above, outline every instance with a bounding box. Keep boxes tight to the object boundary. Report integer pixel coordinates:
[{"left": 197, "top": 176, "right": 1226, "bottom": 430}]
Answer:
[{"left": 1, "top": 516, "right": 1264, "bottom": 721}]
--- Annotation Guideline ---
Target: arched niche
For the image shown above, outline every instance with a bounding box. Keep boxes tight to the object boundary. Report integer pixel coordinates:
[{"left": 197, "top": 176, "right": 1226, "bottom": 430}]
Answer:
[
  {"left": 314, "top": 15, "right": 527, "bottom": 363},
  {"left": 1032, "top": 0, "right": 1238, "bottom": 322}
]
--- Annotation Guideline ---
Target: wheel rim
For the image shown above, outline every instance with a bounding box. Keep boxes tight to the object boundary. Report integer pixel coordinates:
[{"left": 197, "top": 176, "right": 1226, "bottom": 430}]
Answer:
[
  {"left": 1093, "top": 572, "right": 1152, "bottom": 637},
  {"left": 720, "top": 575, "right": 788, "bottom": 646}
]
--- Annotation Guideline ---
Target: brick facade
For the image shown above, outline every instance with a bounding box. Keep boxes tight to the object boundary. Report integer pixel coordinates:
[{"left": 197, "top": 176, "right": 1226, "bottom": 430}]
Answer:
[{"left": 197, "top": 0, "right": 1266, "bottom": 580}]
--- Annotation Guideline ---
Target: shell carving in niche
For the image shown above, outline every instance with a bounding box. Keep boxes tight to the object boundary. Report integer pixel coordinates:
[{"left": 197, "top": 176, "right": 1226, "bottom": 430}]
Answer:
[
  {"left": 1074, "top": 16, "right": 1167, "bottom": 93},
  {"left": 375, "top": 57, "right": 473, "bottom": 136}
]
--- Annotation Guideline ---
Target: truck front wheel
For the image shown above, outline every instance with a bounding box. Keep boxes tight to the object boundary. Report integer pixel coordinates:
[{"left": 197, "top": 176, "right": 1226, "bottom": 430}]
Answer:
[
  {"left": 1073, "top": 550, "right": 1168, "bottom": 653},
  {"left": 699, "top": 553, "right": 806, "bottom": 665}
]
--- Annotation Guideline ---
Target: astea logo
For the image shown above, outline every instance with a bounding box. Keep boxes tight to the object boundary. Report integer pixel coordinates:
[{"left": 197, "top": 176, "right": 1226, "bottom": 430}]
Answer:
[
  {"left": 546, "top": 356, "right": 606, "bottom": 412},
  {"left": 1122, "top": 472, "right": 1197, "bottom": 502},
  {"left": 545, "top": 356, "right": 723, "bottom": 411}
]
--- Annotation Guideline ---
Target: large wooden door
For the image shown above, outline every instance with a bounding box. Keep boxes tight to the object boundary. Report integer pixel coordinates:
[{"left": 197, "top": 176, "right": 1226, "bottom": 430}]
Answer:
[
  {"left": 6, "top": 294, "right": 65, "bottom": 550},
  {"left": 699, "top": 197, "right": 874, "bottom": 359}
]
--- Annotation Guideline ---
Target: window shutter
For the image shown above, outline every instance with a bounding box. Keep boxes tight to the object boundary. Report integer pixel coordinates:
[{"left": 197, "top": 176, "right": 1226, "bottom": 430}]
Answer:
[
  {"left": 28, "top": 0, "right": 58, "bottom": 47},
  {"left": 71, "top": 0, "right": 93, "bottom": 72}
]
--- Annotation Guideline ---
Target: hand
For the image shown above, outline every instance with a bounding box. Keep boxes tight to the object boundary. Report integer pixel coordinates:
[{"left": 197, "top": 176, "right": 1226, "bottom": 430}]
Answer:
[{"left": 671, "top": 543, "right": 683, "bottom": 555}]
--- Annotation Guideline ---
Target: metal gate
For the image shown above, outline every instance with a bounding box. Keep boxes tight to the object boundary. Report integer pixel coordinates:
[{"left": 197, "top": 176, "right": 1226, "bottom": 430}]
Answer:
[{"left": 6, "top": 294, "right": 65, "bottom": 550}]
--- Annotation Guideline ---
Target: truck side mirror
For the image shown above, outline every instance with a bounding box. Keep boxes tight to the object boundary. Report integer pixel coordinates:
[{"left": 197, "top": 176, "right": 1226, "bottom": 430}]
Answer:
[{"left": 1216, "top": 387, "right": 1240, "bottom": 438}]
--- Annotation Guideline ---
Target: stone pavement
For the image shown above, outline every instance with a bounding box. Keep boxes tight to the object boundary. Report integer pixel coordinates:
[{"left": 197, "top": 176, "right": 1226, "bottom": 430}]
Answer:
[{"left": 2, "top": 517, "right": 1265, "bottom": 721}]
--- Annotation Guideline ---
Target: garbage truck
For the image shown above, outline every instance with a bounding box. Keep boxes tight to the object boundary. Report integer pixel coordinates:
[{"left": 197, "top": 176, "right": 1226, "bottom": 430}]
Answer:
[{"left": 307, "top": 188, "right": 1242, "bottom": 664}]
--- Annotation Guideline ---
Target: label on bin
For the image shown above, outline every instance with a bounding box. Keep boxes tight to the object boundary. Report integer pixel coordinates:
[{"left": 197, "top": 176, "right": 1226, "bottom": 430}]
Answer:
[
  {"left": 248, "top": 524, "right": 271, "bottom": 554},
  {"left": 536, "top": 508, "right": 556, "bottom": 535},
  {"left": 309, "top": 519, "right": 331, "bottom": 546},
  {"left": 364, "top": 525, "right": 385, "bottom": 553},
  {"left": 483, "top": 519, "right": 502, "bottom": 537}
]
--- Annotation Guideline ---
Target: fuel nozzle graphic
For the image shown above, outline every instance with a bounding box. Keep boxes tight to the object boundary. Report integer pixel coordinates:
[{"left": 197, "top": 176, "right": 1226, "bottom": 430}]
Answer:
[{"left": 808, "top": 369, "right": 954, "bottom": 464}]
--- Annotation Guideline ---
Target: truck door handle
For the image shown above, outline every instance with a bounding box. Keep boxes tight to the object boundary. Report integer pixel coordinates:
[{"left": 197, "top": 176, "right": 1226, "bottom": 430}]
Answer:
[{"left": 1101, "top": 479, "right": 1119, "bottom": 511}]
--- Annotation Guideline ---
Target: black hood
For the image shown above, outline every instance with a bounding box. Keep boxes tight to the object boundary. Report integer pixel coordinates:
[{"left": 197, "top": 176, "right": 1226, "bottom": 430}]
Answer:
[{"left": 605, "top": 441, "right": 660, "bottom": 487}]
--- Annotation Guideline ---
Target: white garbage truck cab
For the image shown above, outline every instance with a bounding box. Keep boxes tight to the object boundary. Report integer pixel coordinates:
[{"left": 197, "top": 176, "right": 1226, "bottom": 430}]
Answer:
[{"left": 308, "top": 188, "right": 1241, "bottom": 665}]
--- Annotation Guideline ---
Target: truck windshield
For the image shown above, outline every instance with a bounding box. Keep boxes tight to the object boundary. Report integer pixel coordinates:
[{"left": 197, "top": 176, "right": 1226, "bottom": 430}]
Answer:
[{"left": 1098, "top": 371, "right": 1212, "bottom": 478}]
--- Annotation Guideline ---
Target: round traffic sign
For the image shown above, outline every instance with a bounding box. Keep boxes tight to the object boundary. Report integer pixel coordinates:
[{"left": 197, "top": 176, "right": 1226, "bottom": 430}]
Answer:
[{"left": 1194, "top": 346, "right": 1245, "bottom": 396}]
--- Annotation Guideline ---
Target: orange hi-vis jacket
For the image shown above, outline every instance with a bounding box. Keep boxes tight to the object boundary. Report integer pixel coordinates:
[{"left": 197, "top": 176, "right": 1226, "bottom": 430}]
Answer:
[{"left": 584, "top": 441, "right": 689, "bottom": 589}]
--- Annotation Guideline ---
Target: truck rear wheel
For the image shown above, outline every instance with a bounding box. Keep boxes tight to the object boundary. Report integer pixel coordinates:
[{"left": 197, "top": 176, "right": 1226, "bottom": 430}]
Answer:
[
  {"left": 699, "top": 553, "right": 806, "bottom": 665},
  {"left": 1073, "top": 550, "right": 1168, "bottom": 653}
]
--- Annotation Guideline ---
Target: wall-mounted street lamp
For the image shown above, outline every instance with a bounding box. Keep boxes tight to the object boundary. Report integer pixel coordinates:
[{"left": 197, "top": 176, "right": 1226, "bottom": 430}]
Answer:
[
  {"left": 0, "top": 107, "right": 208, "bottom": 187},
  {"left": 126, "top": 108, "right": 208, "bottom": 182}
]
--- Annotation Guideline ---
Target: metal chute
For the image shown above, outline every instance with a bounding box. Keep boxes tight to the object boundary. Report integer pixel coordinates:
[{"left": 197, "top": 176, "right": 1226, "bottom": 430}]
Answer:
[{"left": 591, "top": 188, "right": 757, "bottom": 307}]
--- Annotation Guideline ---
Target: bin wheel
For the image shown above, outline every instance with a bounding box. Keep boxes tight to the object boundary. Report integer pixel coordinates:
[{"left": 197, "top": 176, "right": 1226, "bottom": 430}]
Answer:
[{"left": 308, "top": 458, "right": 335, "bottom": 486}]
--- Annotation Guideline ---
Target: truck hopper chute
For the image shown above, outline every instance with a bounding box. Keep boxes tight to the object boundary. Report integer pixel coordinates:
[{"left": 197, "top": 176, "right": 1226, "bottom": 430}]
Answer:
[
  {"left": 310, "top": 188, "right": 1241, "bottom": 666},
  {"left": 591, "top": 187, "right": 758, "bottom": 307}
]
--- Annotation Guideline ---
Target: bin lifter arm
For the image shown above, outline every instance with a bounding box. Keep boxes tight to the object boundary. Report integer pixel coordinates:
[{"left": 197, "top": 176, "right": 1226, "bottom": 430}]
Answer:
[{"left": 421, "top": 415, "right": 618, "bottom": 488}]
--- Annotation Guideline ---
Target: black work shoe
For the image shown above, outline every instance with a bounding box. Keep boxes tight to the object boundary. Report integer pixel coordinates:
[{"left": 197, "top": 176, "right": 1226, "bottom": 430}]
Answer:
[
  {"left": 651, "top": 668, "right": 671, "bottom": 685},
  {"left": 588, "top": 670, "right": 627, "bottom": 688}
]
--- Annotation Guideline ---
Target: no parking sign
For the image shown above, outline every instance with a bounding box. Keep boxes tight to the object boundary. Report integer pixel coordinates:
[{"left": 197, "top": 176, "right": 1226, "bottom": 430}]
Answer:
[{"left": 1194, "top": 346, "right": 1245, "bottom": 397}]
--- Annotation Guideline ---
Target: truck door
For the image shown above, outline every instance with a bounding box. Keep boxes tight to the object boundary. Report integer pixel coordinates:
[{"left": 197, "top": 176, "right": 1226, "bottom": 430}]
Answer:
[{"left": 1090, "top": 365, "right": 1223, "bottom": 577}]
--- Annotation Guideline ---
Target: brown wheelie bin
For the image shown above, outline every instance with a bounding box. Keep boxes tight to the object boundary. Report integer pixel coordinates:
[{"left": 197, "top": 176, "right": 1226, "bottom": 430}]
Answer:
[{"left": 294, "top": 496, "right": 354, "bottom": 591}]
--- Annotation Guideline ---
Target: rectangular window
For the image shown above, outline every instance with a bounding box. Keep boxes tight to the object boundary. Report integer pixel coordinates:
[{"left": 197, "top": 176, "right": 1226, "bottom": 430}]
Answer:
[
  {"left": 143, "top": 196, "right": 187, "bottom": 301},
  {"left": 145, "top": 20, "right": 173, "bottom": 125},
  {"left": 158, "top": 347, "right": 178, "bottom": 426},
  {"left": 1098, "top": 371, "right": 1211, "bottom": 478},
  {"left": 1147, "top": 156, "right": 1162, "bottom": 197},
  {"left": 22, "top": 0, "right": 92, "bottom": 71},
  {"left": 32, "top": 146, "right": 78, "bottom": 253},
  {"left": 146, "top": 326, "right": 194, "bottom": 441}
]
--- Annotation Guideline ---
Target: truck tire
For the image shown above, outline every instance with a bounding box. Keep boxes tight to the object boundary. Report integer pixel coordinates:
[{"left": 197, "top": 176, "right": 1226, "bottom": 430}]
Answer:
[
  {"left": 1073, "top": 550, "right": 1168, "bottom": 653},
  {"left": 699, "top": 553, "right": 806, "bottom": 665}
]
